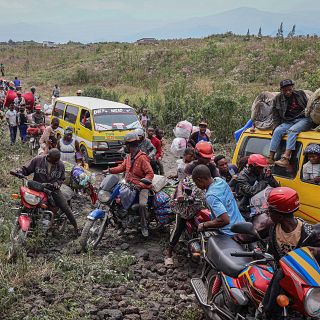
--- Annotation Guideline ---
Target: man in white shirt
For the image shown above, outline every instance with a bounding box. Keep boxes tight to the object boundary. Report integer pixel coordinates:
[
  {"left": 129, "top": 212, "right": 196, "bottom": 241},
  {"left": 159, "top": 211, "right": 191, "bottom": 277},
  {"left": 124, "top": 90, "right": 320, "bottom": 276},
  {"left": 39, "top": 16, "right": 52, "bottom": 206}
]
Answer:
[{"left": 5, "top": 104, "right": 18, "bottom": 145}]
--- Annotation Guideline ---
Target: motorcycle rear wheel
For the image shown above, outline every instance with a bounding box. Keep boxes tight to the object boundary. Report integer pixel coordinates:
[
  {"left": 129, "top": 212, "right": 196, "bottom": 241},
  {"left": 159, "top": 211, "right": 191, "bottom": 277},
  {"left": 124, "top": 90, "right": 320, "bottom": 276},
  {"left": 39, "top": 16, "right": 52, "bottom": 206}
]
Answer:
[{"left": 79, "top": 216, "right": 108, "bottom": 251}]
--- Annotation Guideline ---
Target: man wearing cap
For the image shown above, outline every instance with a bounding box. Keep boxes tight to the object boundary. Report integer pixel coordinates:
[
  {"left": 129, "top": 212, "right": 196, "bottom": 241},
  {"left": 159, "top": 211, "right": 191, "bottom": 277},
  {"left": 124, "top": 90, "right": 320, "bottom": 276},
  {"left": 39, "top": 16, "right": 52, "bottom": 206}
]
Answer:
[
  {"left": 32, "top": 105, "right": 46, "bottom": 126},
  {"left": 105, "top": 132, "right": 154, "bottom": 237},
  {"left": 188, "top": 121, "right": 210, "bottom": 148},
  {"left": 268, "top": 79, "right": 314, "bottom": 167}
]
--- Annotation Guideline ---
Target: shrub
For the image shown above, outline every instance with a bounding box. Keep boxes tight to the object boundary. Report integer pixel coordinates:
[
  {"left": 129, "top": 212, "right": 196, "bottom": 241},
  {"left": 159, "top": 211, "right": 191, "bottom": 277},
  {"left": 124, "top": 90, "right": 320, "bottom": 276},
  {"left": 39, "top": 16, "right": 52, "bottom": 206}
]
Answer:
[
  {"left": 304, "top": 70, "right": 320, "bottom": 91},
  {"left": 83, "top": 86, "right": 119, "bottom": 102},
  {"left": 73, "top": 68, "right": 90, "bottom": 84}
]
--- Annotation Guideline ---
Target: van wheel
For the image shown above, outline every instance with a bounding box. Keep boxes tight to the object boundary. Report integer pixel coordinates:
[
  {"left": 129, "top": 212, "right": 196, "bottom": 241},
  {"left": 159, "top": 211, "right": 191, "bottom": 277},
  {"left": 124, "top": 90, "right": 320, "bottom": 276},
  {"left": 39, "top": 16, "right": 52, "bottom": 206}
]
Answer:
[{"left": 80, "top": 146, "right": 91, "bottom": 167}]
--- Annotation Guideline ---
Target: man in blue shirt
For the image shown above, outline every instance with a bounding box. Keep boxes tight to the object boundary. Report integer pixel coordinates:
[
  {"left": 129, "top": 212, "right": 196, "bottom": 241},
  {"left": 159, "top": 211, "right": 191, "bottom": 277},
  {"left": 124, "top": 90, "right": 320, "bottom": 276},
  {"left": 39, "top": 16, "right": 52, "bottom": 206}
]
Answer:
[
  {"left": 192, "top": 164, "right": 245, "bottom": 235},
  {"left": 13, "top": 77, "right": 21, "bottom": 88}
]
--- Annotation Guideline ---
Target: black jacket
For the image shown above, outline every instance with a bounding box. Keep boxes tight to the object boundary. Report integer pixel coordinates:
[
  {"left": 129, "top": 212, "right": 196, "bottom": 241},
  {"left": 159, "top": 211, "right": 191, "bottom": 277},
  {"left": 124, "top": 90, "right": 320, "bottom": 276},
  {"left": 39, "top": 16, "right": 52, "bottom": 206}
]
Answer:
[
  {"left": 272, "top": 90, "right": 308, "bottom": 128},
  {"left": 19, "top": 155, "right": 65, "bottom": 186},
  {"left": 236, "top": 168, "right": 279, "bottom": 215}
]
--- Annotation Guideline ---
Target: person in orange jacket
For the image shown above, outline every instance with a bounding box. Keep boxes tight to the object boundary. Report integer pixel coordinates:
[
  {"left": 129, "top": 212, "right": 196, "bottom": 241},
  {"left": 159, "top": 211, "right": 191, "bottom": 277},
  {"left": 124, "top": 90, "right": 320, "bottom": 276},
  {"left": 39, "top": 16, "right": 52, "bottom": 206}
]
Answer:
[{"left": 105, "top": 132, "right": 154, "bottom": 237}]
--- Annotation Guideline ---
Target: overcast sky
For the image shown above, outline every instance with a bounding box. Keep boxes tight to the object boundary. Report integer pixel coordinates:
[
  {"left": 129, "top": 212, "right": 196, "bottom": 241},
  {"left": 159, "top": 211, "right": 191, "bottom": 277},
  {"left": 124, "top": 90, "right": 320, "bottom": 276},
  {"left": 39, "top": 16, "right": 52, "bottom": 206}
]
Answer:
[{"left": 1, "top": 0, "right": 318, "bottom": 24}]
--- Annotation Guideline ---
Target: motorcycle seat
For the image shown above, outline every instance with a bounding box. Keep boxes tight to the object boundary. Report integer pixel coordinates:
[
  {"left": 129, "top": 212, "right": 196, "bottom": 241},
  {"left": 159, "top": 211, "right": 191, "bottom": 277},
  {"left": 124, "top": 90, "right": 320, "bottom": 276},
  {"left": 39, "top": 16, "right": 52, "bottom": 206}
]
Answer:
[{"left": 207, "top": 235, "right": 252, "bottom": 278}]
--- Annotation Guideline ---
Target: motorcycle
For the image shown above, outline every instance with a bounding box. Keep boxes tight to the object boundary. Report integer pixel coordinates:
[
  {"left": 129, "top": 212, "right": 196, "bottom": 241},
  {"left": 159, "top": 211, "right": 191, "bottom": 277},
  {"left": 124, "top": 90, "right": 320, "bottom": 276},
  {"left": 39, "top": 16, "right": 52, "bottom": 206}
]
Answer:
[
  {"left": 171, "top": 177, "right": 212, "bottom": 261},
  {"left": 191, "top": 222, "right": 320, "bottom": 320},
  {"left": 8, "top": 171, "right": 73, "bottom": 261},
  {"left": 79, "top": 173, "right": 175, "bottom": 250},
  {"left": 27, "top": 123, "right": 44, "bottom": 155}
]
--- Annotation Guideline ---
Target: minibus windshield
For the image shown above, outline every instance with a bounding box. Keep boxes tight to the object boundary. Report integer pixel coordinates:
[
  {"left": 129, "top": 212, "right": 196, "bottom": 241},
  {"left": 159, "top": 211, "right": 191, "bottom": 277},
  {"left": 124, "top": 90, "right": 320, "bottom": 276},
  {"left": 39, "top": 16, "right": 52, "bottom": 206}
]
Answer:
[{"left": 93, "top": 108, "right": 141, "bottom": 131}]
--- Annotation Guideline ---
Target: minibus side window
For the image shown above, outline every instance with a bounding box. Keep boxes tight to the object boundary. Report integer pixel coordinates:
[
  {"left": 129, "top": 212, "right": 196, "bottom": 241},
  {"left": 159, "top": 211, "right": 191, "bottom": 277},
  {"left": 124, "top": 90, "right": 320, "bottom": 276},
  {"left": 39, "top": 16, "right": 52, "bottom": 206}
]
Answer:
[
  {"left": 300, "top": 144, "right": 320, "bottom": 186},
  {"left": 64, "top": 105, "right": 79, "bottom": 124},
  {"left": 80, "top": 109, "right": 92, "bottom": 130},
  {"left": 52, "top": 102, "right": 65, "bottom": 119},
  {"left": 239, "top": 137, "right": 302, "bottom": 179}
]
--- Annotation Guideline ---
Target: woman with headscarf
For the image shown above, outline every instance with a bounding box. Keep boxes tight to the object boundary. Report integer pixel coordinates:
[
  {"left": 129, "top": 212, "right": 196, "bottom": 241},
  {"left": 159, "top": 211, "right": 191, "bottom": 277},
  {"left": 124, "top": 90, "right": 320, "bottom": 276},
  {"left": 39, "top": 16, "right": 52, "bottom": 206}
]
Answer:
[
  {"left": 57, "top": 126, "right": 80, "bottom": 164},
  {"left": 302, "top": 144, "right": 320, "bottom": 184}
]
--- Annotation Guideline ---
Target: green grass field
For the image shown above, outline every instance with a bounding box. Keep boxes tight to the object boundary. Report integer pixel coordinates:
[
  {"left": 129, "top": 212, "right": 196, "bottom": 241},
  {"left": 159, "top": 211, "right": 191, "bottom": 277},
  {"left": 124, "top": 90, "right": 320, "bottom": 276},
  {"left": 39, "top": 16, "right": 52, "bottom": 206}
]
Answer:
[{"left": 2, "top": 34, "right": 320, "bottom": 142}]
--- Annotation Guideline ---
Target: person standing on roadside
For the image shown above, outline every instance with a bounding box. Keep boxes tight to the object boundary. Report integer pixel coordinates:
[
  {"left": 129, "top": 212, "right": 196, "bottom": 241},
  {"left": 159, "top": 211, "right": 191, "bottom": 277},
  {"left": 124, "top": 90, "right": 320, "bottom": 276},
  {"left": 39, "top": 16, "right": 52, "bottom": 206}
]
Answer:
[
  {"left": 139, "top": 108, "right": 150, "bottom": 129},
  {"left": 0, "top": 84, "right": 6, "bottom": 110},
  {"left": 188, "top": 121, "right": 210, "bottom": 147},
  {"left": 52, "top": 84, "right": 60, "bottom": 104},
  {"left": 147, "top": 127, "right": 163, "bottom": 175},
  {"left": 0, "top": 64, "right": 5, "bottom": 76},
  {"left": 13, "top": 77, "right": 21, "bottom": 89},
  {"left": 17, "top": 106, "right": 28, "bottom": 143},
  {"left": 155, "top": 128, "right": 165, "bottom": 175},
  {"left": 5, "top": 104, "right": 18, "bottom": 145}
]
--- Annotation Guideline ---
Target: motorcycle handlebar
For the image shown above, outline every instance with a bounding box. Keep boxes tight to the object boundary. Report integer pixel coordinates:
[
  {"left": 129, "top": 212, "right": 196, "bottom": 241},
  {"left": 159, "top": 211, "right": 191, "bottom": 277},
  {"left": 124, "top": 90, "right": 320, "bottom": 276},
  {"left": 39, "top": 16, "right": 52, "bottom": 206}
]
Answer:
[{"left": 10, "top": 171, "right": 25, "bottom": 179}]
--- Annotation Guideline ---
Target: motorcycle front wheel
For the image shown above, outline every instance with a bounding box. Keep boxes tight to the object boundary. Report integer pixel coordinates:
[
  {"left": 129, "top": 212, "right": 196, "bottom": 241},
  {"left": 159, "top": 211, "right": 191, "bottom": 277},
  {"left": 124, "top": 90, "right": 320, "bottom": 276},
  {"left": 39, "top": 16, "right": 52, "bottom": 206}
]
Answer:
[
  {"left": 79, "top": 216, "right": 108, "bottom": 251},
  {"left": 7, "top": 224, "right": 28, "bottom": 262}
]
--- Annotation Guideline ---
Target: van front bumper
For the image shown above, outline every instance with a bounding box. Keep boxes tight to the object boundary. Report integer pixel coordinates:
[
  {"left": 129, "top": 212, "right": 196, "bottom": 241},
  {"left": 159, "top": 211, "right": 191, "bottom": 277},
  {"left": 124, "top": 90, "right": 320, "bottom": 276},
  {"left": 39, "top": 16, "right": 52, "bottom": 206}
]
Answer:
[{"left": 92, "top": 150, "right": 124, "bottom": 165}]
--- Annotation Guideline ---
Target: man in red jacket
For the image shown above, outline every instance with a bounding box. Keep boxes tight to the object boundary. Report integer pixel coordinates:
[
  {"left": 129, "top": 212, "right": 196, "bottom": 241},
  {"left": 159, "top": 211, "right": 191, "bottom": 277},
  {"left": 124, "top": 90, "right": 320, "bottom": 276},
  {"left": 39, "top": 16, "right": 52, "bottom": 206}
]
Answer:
[{"left": 106, "top": 132, "right": 154, "bottom": 237}]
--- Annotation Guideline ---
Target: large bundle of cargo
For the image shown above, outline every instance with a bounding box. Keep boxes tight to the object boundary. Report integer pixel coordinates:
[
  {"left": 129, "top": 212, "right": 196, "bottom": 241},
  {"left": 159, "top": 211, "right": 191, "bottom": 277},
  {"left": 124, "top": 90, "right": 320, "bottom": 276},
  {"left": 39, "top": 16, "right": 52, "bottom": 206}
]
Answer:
[
  {"left": 306, "top": 88, "right": 320, "bottom": 125},
  {"left": 251, "top": 91, "right": 277, "bottom": 130},
  {"left": 171, "top": 120, "right": 193, "bottom": 157}
]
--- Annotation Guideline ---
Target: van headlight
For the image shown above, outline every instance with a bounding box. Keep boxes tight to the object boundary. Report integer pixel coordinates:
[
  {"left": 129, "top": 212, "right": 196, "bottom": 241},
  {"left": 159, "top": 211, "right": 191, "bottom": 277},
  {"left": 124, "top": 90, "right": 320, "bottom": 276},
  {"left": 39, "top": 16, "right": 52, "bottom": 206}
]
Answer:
[
  {"left": 304, "top": 288, "right": 320, "bottom": 318},
  {"left": 98, "top": 190, "right": 111, "bottom": 203},
  {"left": 93, "top": 142, "right": 109, "bottom": 150},
  {"left": 23, "top": 192, "right": 41, "bottom": 205}
]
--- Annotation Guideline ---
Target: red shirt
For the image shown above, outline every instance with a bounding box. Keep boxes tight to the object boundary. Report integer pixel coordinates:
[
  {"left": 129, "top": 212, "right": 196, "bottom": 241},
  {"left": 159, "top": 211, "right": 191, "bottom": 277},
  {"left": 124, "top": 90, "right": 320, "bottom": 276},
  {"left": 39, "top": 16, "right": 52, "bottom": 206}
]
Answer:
[{"left": 150, "top": 136, "right": 162, "bottom": 160}]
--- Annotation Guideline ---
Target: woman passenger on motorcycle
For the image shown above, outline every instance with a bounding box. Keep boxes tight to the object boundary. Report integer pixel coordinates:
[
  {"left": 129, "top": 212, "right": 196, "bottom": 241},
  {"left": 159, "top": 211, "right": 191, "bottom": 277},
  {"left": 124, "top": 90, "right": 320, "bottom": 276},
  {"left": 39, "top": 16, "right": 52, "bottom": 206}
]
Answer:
[
  {"left": 57, "top": 126, "right": 80, "bottom": 164},
  {"left": 39, "top": 117, "right": 60, "bottom": 145},
  {"left": 38, "top": 134, "right": 57, "bottom": 156},
  {"left": 236, "top": 153, "right": 279, "bottom": 219},
  {"left": 104, "top": 132, "right": 154, "bottom": 238}
]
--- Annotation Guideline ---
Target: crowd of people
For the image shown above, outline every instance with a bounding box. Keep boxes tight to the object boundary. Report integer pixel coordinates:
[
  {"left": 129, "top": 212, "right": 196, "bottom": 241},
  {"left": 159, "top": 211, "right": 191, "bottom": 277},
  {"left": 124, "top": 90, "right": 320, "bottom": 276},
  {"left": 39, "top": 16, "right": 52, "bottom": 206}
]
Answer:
[{"left": 2, "top": 76, "right": 320, "bottom": 318}]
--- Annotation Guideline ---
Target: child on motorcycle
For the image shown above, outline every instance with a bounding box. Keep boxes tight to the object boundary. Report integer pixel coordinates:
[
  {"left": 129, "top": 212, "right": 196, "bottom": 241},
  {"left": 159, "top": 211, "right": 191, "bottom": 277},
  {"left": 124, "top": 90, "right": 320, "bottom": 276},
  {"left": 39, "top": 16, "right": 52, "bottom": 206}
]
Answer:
[{"left": 104, "top": 132, "right": 154, "bottom": 237}]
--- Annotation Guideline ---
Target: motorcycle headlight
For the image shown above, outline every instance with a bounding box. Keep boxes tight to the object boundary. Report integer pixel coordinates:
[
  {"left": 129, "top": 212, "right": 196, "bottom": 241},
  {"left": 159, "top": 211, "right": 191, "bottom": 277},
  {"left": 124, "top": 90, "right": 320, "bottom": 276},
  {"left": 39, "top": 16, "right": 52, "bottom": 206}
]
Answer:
[
  {"left": 304, "top": 288, "right": 320, "bottom": 318},
  {"left": 23, "top": 192, "right": 41, "bottom": 205},
  {"left": 98, "top": 190, "right": 111, "bottom": 203}
]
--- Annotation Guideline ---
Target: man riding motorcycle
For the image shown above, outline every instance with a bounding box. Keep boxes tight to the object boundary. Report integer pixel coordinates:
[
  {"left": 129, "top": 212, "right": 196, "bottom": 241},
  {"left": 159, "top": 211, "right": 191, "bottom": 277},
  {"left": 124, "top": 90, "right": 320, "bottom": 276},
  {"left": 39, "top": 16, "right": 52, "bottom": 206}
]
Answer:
[
  {"left": 241, "top": 187, "right": 320, "bottom": 318},
  {"left": 16, "top": 148, "right": 79, "bottom": 235},
  {"left": 105, "top": 132, "right": 154, "bottom": 237},
  {"left": 236, "top": 153, "right": 279, "bottom": 218},
  {"left": 32, "top": 105, "right": 45, "bottom": 125}
]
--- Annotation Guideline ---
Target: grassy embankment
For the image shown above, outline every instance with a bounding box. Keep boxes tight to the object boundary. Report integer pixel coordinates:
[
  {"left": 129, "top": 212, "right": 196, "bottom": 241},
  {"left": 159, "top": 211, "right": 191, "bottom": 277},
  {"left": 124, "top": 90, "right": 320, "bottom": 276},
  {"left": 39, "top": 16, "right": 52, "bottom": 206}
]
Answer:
[{"left": 0, "top": 34, "right": 320, "bottom": 319}]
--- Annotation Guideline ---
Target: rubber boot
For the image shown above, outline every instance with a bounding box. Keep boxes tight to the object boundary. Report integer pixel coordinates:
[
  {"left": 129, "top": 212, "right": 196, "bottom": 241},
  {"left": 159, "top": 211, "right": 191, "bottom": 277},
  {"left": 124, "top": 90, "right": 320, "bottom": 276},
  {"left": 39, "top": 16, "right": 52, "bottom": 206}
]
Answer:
[{"left": 139, "top": 206, "right": 149, "bottom": 238}]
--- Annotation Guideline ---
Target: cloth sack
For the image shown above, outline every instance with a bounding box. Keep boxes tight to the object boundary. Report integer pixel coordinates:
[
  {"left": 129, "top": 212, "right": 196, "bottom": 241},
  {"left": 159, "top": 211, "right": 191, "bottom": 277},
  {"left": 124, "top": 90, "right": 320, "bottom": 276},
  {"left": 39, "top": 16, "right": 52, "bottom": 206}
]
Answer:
[
  {"left": 306, "top": 88, "right": 320, "bottom": 125},
  {"left": 173, "top": 120, "right": 193, "bottom": 139},
  {"left": 170, "top": 137, "right": 187, "bottom": 158}
]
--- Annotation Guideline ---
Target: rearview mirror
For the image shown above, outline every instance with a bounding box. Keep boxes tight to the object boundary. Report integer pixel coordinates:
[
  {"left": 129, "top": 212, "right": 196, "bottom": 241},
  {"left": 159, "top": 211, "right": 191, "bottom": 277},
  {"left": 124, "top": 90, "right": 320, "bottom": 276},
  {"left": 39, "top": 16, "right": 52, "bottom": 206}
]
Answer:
[{"left": 231, "top": 222, "right": 258, "bottom": 237}]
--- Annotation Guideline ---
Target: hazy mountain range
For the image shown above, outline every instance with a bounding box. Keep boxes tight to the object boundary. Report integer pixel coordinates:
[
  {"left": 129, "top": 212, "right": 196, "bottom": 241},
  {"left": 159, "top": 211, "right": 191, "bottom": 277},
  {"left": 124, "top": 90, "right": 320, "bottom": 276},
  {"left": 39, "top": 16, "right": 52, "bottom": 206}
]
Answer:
[{"left": 4, "top": 7, "right": 320, "bottom": 43}]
